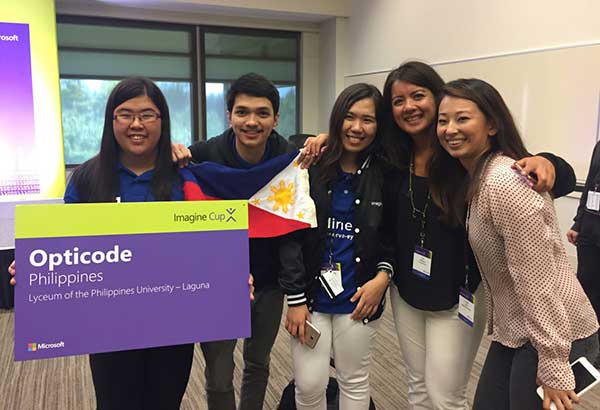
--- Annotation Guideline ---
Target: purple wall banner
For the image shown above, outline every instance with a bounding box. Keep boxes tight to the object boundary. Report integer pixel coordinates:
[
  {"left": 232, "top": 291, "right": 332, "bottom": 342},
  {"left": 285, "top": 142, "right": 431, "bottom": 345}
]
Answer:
[{"left": 0, "top": 22, "right": 39, "bottom": 197}]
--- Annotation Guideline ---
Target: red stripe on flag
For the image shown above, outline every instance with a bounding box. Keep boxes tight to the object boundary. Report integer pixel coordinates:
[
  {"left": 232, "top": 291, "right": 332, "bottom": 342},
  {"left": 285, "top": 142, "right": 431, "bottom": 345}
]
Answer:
[
  {"left": 183, "top": 181, "right": 219, "bottom": 201},
  {"left": 249, "top": 204, "right": 312, "bottom": 238}
]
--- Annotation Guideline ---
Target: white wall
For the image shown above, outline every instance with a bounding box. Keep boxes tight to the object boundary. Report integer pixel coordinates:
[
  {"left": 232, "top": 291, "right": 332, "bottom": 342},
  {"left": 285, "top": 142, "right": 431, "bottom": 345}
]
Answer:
[
  {"left": 347, "top": 0, "right": 600, "bottom": 76},
  {"left": 344, "top": 0, "right": 600, "bottom": 263},
  {"left": 318, "top": 17, "right": 348, "bottom": 132},
  {"left": 301, "top": 32, "right": 320, "bottom": 135}
]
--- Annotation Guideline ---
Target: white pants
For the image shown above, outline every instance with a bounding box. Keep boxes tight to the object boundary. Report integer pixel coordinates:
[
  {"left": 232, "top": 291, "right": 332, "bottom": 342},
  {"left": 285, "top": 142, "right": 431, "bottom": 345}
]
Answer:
[
  {"left": 390, "top": 285, "right": 486, "bottom": 410},
  {"left": 291, "top": 312, "right": 378, "bottom": 410}
]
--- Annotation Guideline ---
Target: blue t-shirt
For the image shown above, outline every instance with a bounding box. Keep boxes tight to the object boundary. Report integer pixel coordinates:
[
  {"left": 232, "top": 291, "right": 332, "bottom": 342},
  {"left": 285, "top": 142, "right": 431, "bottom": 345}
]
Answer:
[
  {"left": 230, "top": 136, "right": 272, "bottom": 169},
  {"left": 64, "top": 164, "right": 183, "bottom": 203},
  {"left": 313, "top": 172, "right": 357, "bottom": 314}
]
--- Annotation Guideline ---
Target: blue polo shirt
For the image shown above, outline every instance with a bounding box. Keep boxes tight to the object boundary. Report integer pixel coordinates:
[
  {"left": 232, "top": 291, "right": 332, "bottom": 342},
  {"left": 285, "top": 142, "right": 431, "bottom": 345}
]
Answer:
[
  {"left": 64, "top": 164, "right": 183, "bottom": 203},
  {"left": 313, "top": 172, "right": 357, "bottom": 314}
]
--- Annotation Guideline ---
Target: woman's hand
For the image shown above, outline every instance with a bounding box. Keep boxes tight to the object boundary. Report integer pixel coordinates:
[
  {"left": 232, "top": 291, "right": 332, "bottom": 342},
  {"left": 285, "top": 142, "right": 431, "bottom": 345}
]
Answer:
[
  {"left": 350, "top": 271, "right": 389, "bottom": 321},
  {"left": 512, "top": 156, "right": 555, "bottom": 193},
  {"left": 8, "top": 260, "right": 15, "bottom": 286},
  {"left": 566, "top": 229, "right": 579, "bottom": 246},
  {"left": 286, "top": 304, "right": 311, "bottom": 344},
  {"left": 297, "top": 133, "right": 328, "bottom": 169},
  {"left": 248, "top": 274, "right": 255, "bottom": 301},
  {"left": 540, "top": 384, "right": 579, "bottom": 410},
  {"left": 171, "top": 143, "right": 192, "bottom": 167}
]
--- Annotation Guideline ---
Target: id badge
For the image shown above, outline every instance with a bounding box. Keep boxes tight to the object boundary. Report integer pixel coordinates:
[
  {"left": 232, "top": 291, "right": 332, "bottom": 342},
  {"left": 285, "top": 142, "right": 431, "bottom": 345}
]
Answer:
[
  {"left": 412, "top": 246, "right": 432, "bottom": 280},
  {"left": 586, "top": 191, "right": 600, "bottom": 212},
  {"left": 458, "top": 287, "right": 475, "bottom": 328},
  {"left": 319, "top": 263, "right": 344, "bottom": 299}
]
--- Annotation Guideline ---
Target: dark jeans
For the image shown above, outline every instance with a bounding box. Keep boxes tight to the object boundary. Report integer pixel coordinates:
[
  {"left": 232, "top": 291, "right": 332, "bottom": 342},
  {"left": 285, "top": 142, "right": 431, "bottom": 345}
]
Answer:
[
  {"left": 200, "top": 287, "right": 284, "bottom": 410},
  {"left": 89, "top": 343, "right": 194, "bottom": 410},
  {"left": 473, "top": 332, "right": 599, "bottom": 410}
]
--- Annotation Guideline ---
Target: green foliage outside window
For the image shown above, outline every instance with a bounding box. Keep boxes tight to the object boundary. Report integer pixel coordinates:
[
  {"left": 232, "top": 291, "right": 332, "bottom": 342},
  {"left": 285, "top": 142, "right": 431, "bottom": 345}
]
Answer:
[{"left": 60, "top": 79, "right": 192, "bottom": 165}]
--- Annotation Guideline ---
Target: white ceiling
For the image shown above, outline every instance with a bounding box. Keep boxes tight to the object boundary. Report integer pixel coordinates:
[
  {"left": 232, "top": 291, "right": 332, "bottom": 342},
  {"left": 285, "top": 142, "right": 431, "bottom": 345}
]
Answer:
[{"left": 57, "top": 0, "right": 350, "bottom": 23}]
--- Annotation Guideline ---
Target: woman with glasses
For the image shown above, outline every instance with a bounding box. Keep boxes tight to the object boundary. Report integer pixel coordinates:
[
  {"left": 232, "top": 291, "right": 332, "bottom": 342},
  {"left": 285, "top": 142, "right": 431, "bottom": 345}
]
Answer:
[{"left": 11, "top": 77, "right": 194, "bottom": 410}]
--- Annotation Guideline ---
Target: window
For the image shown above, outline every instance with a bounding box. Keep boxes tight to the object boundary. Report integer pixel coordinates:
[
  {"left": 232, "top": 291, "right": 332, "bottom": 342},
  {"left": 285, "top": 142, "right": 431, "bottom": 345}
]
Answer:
[
  {"left": 57, "top": 18, "right": 195, "bottom": 165},
  {"left": 57, "top": 18, "right": 301, "bottom": 165},
  {"left": 203, "top": 29, "right": 300, "bottom": 139}
]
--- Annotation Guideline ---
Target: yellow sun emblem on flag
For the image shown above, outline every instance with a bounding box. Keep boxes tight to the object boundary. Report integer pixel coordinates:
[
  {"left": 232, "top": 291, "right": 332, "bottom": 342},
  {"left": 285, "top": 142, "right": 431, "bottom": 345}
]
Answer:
[{"left": 268, "top": 180, "right": 295, "bottom": 213}]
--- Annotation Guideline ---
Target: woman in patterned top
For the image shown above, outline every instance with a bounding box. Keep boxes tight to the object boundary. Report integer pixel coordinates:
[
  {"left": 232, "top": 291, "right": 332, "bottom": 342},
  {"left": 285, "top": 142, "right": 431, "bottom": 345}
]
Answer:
[{"left": 430, "top": 78, "right": 599, "bottom": 410}]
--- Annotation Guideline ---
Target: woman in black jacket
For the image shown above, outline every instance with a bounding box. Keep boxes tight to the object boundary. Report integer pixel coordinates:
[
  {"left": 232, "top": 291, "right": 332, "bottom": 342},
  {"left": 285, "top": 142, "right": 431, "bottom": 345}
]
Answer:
[{"left": 287, "top": 83, "right": 394, "bottom": 410}]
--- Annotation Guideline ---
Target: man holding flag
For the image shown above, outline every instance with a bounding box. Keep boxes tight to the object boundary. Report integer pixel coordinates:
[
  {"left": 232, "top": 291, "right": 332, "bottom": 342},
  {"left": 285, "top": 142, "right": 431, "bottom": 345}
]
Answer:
[{"left": 173, "top": 73, "right": 313, "bottom": 410}]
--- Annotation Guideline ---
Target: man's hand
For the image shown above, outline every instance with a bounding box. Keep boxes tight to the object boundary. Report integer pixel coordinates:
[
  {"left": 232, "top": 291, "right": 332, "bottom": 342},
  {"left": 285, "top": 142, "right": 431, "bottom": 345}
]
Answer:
[
  {"left": 171, "top": 143, "right": 192, "bottom": 167},
  {"left": 248, "top": 274, "right": 255, "bottom": 301},
  {"left": 513, "top": 156, "right": 555, "bottom": 193},
  {"left": 8, "top": 260, "right": 15, "bottom": 286},
  {"left": 540, "top": 384, "right": 579, "bottom": 410},
  {"left": 298, "top": 133, "right": 328, "bottom": 169},
  {"left": 286, "top": 304, "right": 311, "bottom": 344},
  {"left": 350, "top": 271, "right": 389, "bottom": 321},
  {"left": 566, "top": 229, "right": 579, "bottom": 246}
]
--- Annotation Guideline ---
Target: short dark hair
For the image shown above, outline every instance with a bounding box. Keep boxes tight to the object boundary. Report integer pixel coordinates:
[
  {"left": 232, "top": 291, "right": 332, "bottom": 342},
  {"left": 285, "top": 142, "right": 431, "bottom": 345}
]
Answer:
[
  {"left": 226, "top": 73, "right": 280, "bottom": 114},
  {"left": 319, "top": 83, "right": 384, "bottom": 183}
]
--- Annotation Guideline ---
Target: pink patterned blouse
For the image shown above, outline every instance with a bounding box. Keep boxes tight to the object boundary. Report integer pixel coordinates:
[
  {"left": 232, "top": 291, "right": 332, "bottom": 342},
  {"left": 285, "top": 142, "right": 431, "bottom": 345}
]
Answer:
[{"left": 467, "top": 153, "right": 598, "bottom": 390}]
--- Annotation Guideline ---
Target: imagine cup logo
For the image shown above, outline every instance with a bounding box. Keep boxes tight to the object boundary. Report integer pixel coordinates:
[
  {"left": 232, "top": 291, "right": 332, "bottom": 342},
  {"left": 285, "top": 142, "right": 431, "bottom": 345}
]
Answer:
[
  {"left": 226, "top": 208, "right": 237, "bottom": 222},
  {"left": 27, "top": 343, "right": 37, "bottom": 352}
]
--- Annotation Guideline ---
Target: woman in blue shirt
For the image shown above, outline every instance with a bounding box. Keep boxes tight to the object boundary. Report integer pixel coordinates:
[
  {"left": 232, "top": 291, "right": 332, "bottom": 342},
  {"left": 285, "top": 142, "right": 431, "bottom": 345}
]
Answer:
[
  {"left": 61, "top": 77, "right": 192, "bottom": 410},
  {"left": 288, "top": 83, "right": 395, "bottom": 410}
]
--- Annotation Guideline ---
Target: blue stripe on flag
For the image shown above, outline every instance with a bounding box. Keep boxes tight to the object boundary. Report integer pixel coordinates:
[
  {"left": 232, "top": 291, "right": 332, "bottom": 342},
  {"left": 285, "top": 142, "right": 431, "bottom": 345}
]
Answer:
[{"left": 187, "top": 150, "right": 299, "bottom": 199}]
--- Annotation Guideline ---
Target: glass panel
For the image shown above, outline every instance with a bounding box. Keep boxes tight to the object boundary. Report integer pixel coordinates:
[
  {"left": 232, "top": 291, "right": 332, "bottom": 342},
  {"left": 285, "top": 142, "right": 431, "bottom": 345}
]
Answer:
[
  {"left": 205, "top": 57, "right": 295, "bottom": 82},
  {"left": 57, "top": 23, "right": 191, "bottom": 53},
  {"left": 277, "top": 85, "right": 297, "bottom": 139},
  {"left": 203, "top": 82, "right": 296, "bottom": 140},
  {"left": 205, "top": 82, "right": 228, "bottom": 139},
  {"left": 205, "top": 32, "right": 296, "bottom": 60},
  {"left": 59, "top": 50, "right": 192, "bottom": 79},
  {"left": 60, "top": 78, "right": 192, "bottom": 165}
]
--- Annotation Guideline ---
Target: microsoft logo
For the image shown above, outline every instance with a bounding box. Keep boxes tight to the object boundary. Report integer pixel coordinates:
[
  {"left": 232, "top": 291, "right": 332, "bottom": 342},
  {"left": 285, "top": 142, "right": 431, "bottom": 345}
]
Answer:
[{"left": 27, "top": 341, "right": 65, "bottom": 352}]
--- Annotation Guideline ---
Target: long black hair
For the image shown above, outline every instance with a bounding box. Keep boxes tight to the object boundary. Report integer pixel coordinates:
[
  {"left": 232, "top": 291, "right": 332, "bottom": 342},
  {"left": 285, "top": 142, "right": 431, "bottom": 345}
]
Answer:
[
  {"left": 318, "top": 83, "right": 384, "bottom": 184},
  {"left": 381, "top": 61, "right": 445, "bottom": 169},
  {"left": 429, "top": 78, "right": 530, "bottom": 225},
  {"left": 70, "top": 77, "right": 179, "bottom": 202}
]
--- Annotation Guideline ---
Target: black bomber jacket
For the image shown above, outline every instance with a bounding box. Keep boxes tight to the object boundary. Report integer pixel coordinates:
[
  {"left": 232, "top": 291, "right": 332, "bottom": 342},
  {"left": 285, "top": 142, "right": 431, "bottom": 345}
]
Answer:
[{"left": 301, "top": 154, "right": 396, "bottom": 322}]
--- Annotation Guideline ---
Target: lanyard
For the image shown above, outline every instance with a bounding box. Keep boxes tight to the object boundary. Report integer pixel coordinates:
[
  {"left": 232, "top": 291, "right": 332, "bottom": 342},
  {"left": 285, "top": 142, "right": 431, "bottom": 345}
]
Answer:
[
  {"left": 409, "top": 158, "right": 431, "bottom": 247},
  {"left": 464, "top": 207, "right": 472, "bottom": 290}
]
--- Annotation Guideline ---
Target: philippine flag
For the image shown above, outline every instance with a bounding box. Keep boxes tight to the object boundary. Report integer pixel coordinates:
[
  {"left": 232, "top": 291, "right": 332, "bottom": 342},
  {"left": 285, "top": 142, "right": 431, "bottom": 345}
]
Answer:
[{"left": 179, "top": 151, "right": 317, "bottom": 238}]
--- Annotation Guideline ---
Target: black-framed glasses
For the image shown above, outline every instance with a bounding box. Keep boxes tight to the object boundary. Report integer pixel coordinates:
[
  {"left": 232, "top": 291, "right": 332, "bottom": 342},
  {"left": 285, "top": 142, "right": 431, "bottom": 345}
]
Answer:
[{"left": 113, "top": 111, "right": 161, "bottom": 124}]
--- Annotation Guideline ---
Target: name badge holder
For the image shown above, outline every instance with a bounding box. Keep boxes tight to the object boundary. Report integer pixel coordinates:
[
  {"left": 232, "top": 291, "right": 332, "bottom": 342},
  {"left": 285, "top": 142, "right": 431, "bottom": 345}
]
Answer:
[
  {"left": 459, "top": 223, "right": 476, "bottom": 328},
  {"left": 413, "top": 245, "right": 432, "bottom": 280},
  {"left": 586, "top": 185, "right": 600, "bottom": 212},
  {"left": 458, "top": 286, "right": 475, "bottom": 327}
]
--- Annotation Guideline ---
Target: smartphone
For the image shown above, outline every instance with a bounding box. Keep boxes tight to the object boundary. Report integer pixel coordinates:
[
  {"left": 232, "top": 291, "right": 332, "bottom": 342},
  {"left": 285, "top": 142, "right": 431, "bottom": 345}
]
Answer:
[
  {"left": 536, "top": 356, "right": 600, "bottom": 409},
  {"left": 304, "top": 320, "right": 321, "bottom": 349}
]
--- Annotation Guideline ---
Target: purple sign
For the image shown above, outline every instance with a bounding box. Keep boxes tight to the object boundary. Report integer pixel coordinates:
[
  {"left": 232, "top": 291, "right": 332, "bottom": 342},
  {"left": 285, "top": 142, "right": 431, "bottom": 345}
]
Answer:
[
  {"left": 0, "top": 22, "right": 39, "bottom": 196},
  {"left": 14, "top": 230, "right": 251, "bottom": 361}
]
